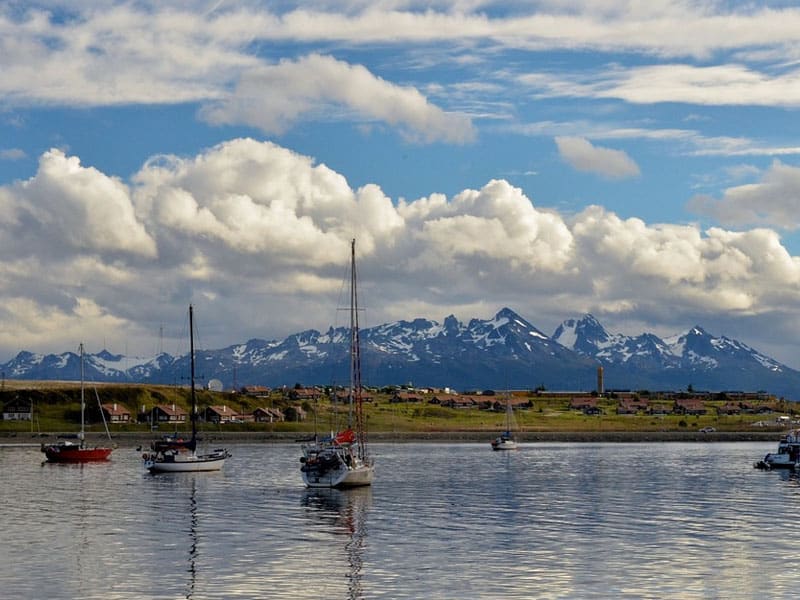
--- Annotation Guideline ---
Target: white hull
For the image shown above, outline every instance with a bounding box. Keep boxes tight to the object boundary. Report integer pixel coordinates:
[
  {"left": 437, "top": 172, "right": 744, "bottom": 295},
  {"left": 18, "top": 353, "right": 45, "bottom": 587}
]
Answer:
[
  {"left": 754, "top": 429, "right": 800, "bottom": 470},
  {"left": 755, "top": 452, "right": 797, "bottom": 470},
  {"left": 492, "top": 440, "right": 518, "bottom": 451},
  {"left": 302, "top": 463, "right": 374, "bottom": 488},
  {"left": 301, "top": 442, "right": 374, "bottom": 488},
  {"left": 145, "top": 306, "right": 231, "bottom": 475},
  {"left": 301, "top": 241, "right": 373, "bottom": 488},
  {"left": 145, "top": 450, "right": 229, "bottom": 473}
]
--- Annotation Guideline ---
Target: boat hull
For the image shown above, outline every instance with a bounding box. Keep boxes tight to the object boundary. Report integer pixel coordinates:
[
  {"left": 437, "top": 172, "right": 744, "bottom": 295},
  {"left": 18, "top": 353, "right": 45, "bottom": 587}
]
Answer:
[
  {"left": 145, "top": 450, "right": 230, "bottom": 473},
  {"left": 42, "top": 444, "right": 112, "bottom": 462},
  {"left": 301, "top": 443, "right": 374, "bottom": 488},
  {"left": 754, "top": 431, "right": 800, "bottom": 470},
  {"left": 491, "top": 441, "right": 518, "bottom": 451},
  {"left": 491, "top": 435, "right": 518, "bottom": 451},
  {"left": 302, "top": 464, "right": 374, "bottom": 488},
  {"left": 754, "top": 453, "right": 797, "bottom": 470}
]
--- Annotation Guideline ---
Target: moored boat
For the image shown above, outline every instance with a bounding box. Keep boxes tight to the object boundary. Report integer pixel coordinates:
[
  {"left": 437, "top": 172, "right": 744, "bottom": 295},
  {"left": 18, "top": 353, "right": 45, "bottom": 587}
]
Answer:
[
  {"left": 300, "top": 239, "right": 374, "bottom": 488},
  {"left": 491, "top": 393, "right": 518, "bottom": 451},
  {"left": 144, "top": 305, "right": 230, "bottom": 474},
  {"left": 42, "top": 439, "right": 113, "bottom": 462},
  {"left": 491, "top": 433, "right": 518, "bottom": 451},
  {"left": 754, "top": 429, "right": 800, "bottom": 470},
  {"left": 42, "top": 343, "right": 114, "bottom": 463}
]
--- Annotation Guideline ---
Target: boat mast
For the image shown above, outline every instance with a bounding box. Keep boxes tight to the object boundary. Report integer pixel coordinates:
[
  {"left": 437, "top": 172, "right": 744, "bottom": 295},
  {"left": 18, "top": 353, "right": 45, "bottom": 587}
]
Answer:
[
  {"left": 189, "top": 304, "right": 197, "bottom": 445},
  {"left": 350, "top": 239, "right": 367, "bottom": 459},
  {"left": 79, "top": 342, "right": 85, "bottom": 446},
  {"left": 506, "top": 393, "right": 512, "bottom": 434}
]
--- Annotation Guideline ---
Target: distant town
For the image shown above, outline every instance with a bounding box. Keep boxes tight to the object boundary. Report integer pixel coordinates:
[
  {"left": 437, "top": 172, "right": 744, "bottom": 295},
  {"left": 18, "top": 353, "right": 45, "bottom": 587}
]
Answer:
[{"left": 0, "top": 378, "right": 793, "bottom": 434}]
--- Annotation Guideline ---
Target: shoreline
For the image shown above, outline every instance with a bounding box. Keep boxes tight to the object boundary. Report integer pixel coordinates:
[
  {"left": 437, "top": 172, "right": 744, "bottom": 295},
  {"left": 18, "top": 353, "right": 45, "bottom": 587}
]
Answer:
[{"left": 2, "top": 430, "right": 782, "bottom": 446}]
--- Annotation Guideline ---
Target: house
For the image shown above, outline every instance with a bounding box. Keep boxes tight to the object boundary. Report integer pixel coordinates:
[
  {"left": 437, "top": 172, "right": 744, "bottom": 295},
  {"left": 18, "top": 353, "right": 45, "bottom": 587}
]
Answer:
[
  {"left": 242, "top": 385, "right": 271, "bottom": 397},
  {"left": 253, "top": 407, "right": 284, "bottom": 423},
  {"left": 101, "top": 403, "right": 132, "bottom": 423},
  {"left": 570, "top": 397, "right": 601, "bottom": 414},
  {"left": 617, "top": 398, "right": 649, "bottom": 415},
  {"left": 2, "top": 397, "right": 32, "bottom": 421},
  {"left": 205, "top": 405, "right": 236, "bottom": 424},
  {"left": 150, "top": 404, "right": 188, "bottom": 424},
  {"left": 284, "top": 405, "right": 307, "bottom": 422},
  {"left": 491, "top": 397, "right": 533, "bottom": 411},
  {"left": 288, "top": 387, "right": 321, "bottom": 401},
  {"left": 431, "top": 393, "right": 480, "bottom": 409},
  {"left": 673, "top": 398, "right": 707, "bottom": 415},
  {"left": 334, "top": 390, "right": 374, "bottom": 403},
  {"left": 390, "top": 391, "right": 424, "bottom": 403},
  {"left": 717, "top": 402, "right": 741, "bottom": 415}
]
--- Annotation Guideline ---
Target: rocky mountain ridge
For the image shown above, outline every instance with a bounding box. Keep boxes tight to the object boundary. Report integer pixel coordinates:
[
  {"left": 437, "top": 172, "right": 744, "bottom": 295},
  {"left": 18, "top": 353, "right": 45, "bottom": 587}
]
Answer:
[{"left": 3, "top": 308, "right": 798, "bottom": 397}]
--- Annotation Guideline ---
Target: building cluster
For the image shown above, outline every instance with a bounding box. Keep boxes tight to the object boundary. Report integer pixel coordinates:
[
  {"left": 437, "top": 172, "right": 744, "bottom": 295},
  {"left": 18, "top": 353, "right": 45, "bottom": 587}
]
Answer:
[
  {"left": 0, "top": 385, "right": 315, "bottom": 425},
  {"left": 0, "top": 382, "right": 785, "bottom": 425},
  {"left": 385, "top": 388, "right": 780, "bottom": 417}
]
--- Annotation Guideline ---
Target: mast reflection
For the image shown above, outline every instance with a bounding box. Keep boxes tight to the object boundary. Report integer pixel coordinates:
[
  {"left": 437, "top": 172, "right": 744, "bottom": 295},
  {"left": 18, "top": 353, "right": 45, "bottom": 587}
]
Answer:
[
  {"left": 301, "top": 487, "right": 372, "bottom": 599},
  {"left": 186, "top": 476, "right": 198, "bottom": 600}
]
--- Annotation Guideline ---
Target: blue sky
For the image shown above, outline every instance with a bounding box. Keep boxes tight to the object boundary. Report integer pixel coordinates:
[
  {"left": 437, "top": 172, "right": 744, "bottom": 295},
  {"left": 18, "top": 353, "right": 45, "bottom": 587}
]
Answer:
[{"left": 2, "top": 0, "right": 800, "bottom": 373}]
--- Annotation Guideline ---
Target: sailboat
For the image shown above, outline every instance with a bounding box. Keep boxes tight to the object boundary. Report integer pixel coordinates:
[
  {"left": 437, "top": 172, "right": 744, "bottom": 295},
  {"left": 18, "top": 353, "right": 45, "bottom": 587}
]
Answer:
[
  {"left": 300, "top": 239, "right": 374, "bottom": 488},
  {"left": 143, "top": 305, "right": 231, "bottom": 473},
  {"left": 42, "top": 344, "right": 114, "bottom": 462},
  {"left": 491, "top": 393, "right": 518, "bottom": 451}
]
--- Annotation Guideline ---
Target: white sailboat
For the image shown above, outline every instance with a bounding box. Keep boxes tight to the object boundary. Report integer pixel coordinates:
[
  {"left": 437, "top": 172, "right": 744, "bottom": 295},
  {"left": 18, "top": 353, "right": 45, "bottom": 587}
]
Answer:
[
  {"left": 143, "top": 305, "right": 231, "bottom": 473},
  {"left": 300, "top": 239, "right": 374, "bottom": 488},
  {"left": 491, "top": 393, "right": 518, "bottom": 451}
]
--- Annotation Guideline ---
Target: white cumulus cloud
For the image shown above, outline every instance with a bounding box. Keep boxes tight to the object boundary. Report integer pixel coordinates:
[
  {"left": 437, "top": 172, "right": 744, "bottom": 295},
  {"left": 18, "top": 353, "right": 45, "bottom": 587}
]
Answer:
[
  {"left": 200, "top": 54, "right": 475, "bottom": 144},
  {"left": 0, "top": 138, "right": 798, "bottom": 373},
  {"left": 555, "top": 136, "right": 640, "bottom": 179},
  {"left": 0, "top": 149, "right": 157, "bottom": 258},
  {"left": 687, "top": 160, "right": 800, "bottom": 230}
]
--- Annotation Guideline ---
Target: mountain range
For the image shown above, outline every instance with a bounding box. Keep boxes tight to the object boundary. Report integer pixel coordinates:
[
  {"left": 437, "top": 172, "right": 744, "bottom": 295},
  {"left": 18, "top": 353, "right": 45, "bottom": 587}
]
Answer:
[{"left": 2, "top": 308, "right": 799, "bottom": 398}]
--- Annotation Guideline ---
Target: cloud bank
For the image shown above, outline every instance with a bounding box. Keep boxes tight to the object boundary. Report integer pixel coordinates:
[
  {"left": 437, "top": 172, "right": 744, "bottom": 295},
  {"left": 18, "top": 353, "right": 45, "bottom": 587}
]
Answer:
[
  {"left": 688, "top": 160, "right": 800, "bottom": 230},
  {"left": 1, "top": 138, "right": 799, "bottom": 366}
]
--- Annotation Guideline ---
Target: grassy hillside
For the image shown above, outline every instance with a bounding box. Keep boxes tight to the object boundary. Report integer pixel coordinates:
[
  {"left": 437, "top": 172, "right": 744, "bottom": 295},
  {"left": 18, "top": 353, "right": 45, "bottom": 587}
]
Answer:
[{"left": 0, "top": 382, "right": 793, "bottom": 435}]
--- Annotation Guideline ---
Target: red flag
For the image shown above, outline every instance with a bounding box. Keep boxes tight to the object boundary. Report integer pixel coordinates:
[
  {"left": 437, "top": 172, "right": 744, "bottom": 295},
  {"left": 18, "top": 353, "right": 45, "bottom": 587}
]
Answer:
[{"left": 334, "top": 429, "right": 355, "bottom": 445}]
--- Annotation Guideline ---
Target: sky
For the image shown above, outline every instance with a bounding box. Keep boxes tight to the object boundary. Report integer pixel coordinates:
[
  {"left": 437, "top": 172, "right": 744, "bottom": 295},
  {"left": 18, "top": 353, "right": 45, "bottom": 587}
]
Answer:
[{"left": 2, "top": 0, "right": 800, "bottom": 370}]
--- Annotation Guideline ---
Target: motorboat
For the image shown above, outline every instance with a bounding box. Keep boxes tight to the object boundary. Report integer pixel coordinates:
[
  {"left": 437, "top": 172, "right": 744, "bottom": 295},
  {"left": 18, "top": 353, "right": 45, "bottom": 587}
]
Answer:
[{"left": 754, "top": 429, "right": 800, "bottom": 470}]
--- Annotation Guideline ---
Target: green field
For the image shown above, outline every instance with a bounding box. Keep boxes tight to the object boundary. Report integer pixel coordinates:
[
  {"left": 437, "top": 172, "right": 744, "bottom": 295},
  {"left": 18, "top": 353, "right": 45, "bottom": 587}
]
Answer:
[{"left": 0, "top": 382, "right": 792, "bottom": 435}]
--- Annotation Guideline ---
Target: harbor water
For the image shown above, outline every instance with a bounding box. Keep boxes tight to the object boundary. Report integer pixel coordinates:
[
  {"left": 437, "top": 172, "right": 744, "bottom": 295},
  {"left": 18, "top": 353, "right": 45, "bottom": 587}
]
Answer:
[{"left": 0, "top": 441, "right": 796, "bottom": 599}]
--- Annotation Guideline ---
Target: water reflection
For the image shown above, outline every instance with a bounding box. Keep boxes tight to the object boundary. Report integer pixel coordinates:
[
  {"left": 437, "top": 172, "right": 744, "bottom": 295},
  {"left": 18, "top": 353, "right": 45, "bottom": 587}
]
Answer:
[
  {"left": 7, "top": 443, "right": 800, "bottom": 599},
  {"left": 144, "top": 472, "right": 202, "bottom": 600},
  {"left": 301, "top": 488, "right": 372, "bottom": 599},
  {"left": 187, "top": 477, "right": 198, "bottom": 600}
]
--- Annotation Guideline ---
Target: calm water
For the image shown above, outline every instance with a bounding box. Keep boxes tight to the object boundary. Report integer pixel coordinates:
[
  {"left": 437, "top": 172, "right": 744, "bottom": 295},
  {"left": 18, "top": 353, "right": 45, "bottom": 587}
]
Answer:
[{"left": 1, "top": 441, "right": 797, "bottom": 599}]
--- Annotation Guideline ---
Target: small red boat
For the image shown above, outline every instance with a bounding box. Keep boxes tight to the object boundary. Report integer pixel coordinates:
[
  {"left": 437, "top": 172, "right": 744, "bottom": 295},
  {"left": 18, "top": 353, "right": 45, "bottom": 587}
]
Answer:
[
  {"left": 42, "top": 343, "right": 114, "bottom": 464},
  {"left": 42, "top": 440, "right": 112, "bottom": 462}
]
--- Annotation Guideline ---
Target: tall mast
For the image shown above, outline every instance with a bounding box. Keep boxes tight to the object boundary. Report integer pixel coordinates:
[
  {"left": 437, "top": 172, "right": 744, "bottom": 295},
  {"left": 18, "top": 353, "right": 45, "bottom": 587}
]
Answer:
[
  {"left": 350, "top": 239, "right": 367, "bottom": 459},
  {"left": 189, "top": 304, "right": 197, "bottom": 443},
  {"left": 79, "top": 342, "right": 85, "bottom": 445}
]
